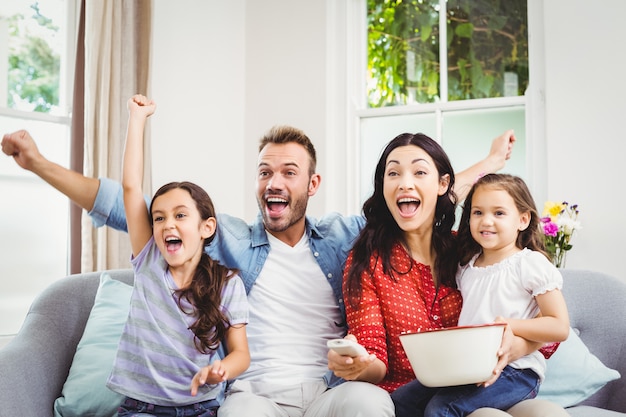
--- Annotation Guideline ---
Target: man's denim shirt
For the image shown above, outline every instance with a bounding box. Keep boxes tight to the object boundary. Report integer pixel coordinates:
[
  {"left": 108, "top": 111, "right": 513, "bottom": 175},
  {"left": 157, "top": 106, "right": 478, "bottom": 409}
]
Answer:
[{"left": 91, "top": 178, "right": 366, "bottom": 388}]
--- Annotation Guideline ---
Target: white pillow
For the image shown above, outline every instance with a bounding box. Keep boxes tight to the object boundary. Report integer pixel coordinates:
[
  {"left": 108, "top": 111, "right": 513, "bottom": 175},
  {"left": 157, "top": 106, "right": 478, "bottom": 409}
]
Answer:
[
  {"left": 53, "top": 273, "right": 132, "bottom": 417},
  {"left": 536, "top": 327, "right": 620, "bottom": 407}
]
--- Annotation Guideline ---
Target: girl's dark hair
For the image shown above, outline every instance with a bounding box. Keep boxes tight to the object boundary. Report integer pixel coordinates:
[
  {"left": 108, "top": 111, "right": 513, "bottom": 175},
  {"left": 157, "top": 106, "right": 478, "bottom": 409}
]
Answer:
[
  {"left": 457, "top": 173, "right": 549, "bottom": 265},
  {"left": 150, "top": 181, "right": 238, "bottom": 353},
  {"left": 345, "top": 133, "right": 458, "bottom": 308}
]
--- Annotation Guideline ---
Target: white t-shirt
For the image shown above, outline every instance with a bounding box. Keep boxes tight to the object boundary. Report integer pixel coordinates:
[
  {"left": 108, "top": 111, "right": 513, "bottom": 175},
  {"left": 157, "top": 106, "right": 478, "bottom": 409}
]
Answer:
[
  {"left": 240, "top": 232, "right": 344, "bottom": 384},
  {"left": 456, "top": 248, "right": 563, "bottom": 380}
]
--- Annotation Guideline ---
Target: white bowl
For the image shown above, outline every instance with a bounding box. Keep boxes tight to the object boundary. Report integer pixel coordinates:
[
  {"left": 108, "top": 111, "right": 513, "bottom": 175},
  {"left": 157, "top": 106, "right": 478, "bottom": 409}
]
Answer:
[{"left": 399, "top": 323, "right": 506, "bottom": 387}]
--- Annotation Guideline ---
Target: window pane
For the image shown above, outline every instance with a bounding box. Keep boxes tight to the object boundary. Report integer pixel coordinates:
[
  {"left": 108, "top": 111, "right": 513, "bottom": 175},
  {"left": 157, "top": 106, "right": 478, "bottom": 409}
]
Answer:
[
  {"left": 447, "top": 0, "right": 528, "bottom": 101},
  {"left": 1, "top": 0, "right": 66, "bottom": 114},
  {"left": 0, "top": 117, "right": 70, "bottom": 336},
  {"left": 442, "top": 106, "right": 526, "bottom": 179},
  {"left": 367, "top": 0, "right": 441, "bottom": 107},
  {"left": 366, "top": 0, "right": 528, "bottom": 106}
]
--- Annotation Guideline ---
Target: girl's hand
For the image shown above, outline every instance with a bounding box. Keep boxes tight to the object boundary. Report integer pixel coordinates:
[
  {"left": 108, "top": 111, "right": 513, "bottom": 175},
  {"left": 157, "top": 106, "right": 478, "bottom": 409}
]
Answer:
[
  {"left": 190, "top": 360, "right": 228, "bottom": 396},
  {"left": 481, "top": 316, "right": 512, "bottom": 387},
  {"left": 480, "top": 316, "right": 543, "bottom": 387},
  {"left": 127, "top": 94, "right": 156, "bottom": 118}
]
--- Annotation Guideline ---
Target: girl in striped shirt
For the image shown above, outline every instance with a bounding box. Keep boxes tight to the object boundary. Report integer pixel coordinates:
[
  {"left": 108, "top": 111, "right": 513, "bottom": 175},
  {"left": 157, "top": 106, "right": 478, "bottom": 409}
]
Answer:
[{"left": 109, "top": 94, "right": 250, "bottom": 417}]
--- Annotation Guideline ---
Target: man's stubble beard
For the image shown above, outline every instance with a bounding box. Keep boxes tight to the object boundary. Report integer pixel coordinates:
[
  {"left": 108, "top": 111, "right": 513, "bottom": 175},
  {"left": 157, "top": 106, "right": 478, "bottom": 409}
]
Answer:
[{"left": 257, "top": 192, "right": 309, "bottom": 234}]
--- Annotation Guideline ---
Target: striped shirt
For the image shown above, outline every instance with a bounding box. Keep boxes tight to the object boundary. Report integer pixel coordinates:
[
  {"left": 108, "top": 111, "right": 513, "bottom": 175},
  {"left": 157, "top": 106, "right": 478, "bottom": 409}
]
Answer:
[{"left": 107, "top": 237, "right": 248, "bottom": 406}]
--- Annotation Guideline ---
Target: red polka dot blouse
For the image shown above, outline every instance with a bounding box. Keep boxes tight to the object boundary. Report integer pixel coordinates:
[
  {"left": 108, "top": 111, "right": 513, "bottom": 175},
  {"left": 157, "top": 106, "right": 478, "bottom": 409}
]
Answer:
[{"left": 344, "top": 242, "right": 462, "bottom": 393}]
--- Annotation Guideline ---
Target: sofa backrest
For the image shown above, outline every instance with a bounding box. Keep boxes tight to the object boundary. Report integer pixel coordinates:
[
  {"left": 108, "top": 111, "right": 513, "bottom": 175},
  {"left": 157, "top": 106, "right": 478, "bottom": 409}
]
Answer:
[{"left": 560, "top": 269, "right": 626, "bottom": 412}]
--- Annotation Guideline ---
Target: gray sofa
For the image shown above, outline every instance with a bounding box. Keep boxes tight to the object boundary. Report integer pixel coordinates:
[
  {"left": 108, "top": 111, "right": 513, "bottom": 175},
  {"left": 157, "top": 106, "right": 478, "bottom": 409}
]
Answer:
[{"left": 0, "top": 268, "right": 624, "bottom": 417}]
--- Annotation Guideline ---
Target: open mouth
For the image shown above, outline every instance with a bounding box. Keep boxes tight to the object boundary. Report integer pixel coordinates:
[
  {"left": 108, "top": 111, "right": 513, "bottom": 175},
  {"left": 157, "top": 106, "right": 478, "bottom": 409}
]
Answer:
[
  {"left": 266, "top": 196, "right": 288, "bottom": 217},
  {"left": 165, "top": 236, "right": 182, "bottom": 252},
  {"left": 397, "top": 197, "right": 421, "bottom": 216}
]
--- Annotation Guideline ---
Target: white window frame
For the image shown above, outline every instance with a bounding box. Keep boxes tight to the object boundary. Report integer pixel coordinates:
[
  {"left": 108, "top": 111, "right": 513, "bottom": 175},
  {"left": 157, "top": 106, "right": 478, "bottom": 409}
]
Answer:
[{"left": 326, "top": 0, "right": 546, "bottom": 215}]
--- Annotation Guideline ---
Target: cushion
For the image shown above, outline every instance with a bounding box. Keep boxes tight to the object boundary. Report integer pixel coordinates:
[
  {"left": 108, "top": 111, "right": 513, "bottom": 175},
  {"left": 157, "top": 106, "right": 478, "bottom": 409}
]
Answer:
[
  {"left": 536, "top": 327, "right": 621, "bottom": 408},
  {"left": 53, "top": 273, "right": 132, "bottom": 417}
]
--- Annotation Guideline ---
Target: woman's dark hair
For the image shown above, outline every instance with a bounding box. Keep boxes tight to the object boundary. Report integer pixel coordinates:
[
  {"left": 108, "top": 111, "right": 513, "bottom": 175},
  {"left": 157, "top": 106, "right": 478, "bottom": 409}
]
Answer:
[
  {"left": 345, "top": 133, "right": 458, "bottom": 308},
  {"left": 150, "top": 181, "right": 238, "bottom": 354},
  {"left": 457, "top": 173, "right": 549, "bottom": 265}
]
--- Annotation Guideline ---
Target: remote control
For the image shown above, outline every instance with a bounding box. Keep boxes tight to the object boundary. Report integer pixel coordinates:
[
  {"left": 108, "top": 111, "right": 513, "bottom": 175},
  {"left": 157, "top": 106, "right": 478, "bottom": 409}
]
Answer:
[{"left": 327, "top": 338, "right": 368, "bottom": 357}]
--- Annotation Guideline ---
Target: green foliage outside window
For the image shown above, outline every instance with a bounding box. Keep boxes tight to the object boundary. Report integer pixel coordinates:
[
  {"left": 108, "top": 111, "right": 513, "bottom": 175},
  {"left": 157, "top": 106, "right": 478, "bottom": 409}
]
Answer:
[
  {"left": 367, "top": 0, "right": 528, "bottom": 107},
  {"left": 4, "top": 3, "right": 60, "bottom": 113}
]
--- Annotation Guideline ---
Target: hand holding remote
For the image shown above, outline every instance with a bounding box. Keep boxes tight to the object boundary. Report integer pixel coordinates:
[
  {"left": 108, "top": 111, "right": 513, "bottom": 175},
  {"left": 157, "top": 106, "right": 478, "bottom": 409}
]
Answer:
[{"left": 327, "top": 338, "right": 368, "bottom": 357}]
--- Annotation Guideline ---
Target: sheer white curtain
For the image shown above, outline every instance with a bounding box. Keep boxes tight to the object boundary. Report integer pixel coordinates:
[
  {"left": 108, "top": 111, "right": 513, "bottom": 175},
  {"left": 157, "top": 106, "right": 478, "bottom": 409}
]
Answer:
[{"left": 79, "top": 0, "right": 152, "bottom": 271}]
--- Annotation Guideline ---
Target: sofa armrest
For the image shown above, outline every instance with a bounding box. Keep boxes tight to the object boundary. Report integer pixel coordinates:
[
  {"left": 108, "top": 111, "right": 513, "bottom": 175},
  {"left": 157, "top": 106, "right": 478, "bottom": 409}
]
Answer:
[
  {"left": 561, "top": 269, "right": 626, "bottom": 412},
  {"left": 0, "top": 272, "right": 104, "bottom": 417},
  {"left": 0, "top": 312, "right": 79, "bottom": 417}
]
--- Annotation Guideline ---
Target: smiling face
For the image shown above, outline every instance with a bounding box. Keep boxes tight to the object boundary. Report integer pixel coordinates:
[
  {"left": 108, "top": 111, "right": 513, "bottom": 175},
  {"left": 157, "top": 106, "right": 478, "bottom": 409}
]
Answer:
[
  {"left": 255, "top": 142, "right": 320, "bottom": 245},
  {"left": 468, "top": 185, "right": 530, "bottom": 263},
  {"left": 382, "top": 145, "right": 450, "bottom": 235},
  {"left": 151, "top": 187, "right": 215, "bottom": 269}
]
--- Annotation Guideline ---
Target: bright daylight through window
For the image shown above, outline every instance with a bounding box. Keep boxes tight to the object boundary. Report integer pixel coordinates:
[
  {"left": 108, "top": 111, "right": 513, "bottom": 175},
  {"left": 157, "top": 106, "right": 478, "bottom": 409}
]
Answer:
[
  {"left": 367, "top": 0, "right": 528, "bottom": 107},
  {"left": 0, "top": 0, "right": 73, "bottom": 337},
  {"left": 357, "top": 0, "right": 528, "bottom": 208}
]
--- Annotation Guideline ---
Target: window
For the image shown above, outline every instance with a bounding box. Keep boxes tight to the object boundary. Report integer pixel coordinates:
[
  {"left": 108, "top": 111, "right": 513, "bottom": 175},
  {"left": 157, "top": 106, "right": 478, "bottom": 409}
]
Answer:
[
  {"left": 355, "top": 0, "right": 528, "bottom": 208},
  {"left": 0, "top": 0, "right": 75, "bottom": 336},
  {"left": 367, "top": 0, "right": 528, "bottom": 107}
]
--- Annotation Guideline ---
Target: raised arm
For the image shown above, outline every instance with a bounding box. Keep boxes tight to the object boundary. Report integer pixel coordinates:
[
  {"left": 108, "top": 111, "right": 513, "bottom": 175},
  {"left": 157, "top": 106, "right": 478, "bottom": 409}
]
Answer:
[
  {"left": 122, "top": 95, "right": 157, "bottom": 257},
  {"left": 1, "top": 130, "right": 100, "bottom": 211},
  {"left": 454, "top": 130, "right": 516, "bottom": 200}
]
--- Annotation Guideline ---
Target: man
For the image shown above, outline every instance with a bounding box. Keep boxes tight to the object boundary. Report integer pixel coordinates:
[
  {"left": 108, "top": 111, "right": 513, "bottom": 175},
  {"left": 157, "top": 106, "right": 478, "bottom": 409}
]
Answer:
[{"left": 5, "top": 126, "right": 556, "bottom": 417}]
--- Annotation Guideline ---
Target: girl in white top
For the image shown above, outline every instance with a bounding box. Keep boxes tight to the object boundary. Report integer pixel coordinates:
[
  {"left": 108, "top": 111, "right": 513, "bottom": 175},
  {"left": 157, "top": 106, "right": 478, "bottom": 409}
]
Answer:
[{"left": 422, "top": 173, "right": 570, "bottom": 417}]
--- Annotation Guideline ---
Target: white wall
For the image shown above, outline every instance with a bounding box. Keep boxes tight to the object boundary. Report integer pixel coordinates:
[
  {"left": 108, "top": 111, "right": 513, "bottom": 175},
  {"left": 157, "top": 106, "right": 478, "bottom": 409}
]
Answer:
[
  {"left": 542, "top": 0, "right": 626, "bottom": 277},
  {"left": 242, "top": 1, "right": 330, "bottom": 221},
  {"left": 151, "top": 0, "right": 246, "bottom": 219},
  {"left": 152, "top": 0, "right": 332, "bottom": 222},
  {"left": 151, "top": 1, "right": 626, "bottom": 278}
]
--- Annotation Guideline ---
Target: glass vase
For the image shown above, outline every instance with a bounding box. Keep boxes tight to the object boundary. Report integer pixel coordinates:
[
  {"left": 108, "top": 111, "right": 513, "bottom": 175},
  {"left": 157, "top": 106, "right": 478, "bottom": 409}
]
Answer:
[{"left": 552, "top": 248, "right": 567, "bottom": 268}]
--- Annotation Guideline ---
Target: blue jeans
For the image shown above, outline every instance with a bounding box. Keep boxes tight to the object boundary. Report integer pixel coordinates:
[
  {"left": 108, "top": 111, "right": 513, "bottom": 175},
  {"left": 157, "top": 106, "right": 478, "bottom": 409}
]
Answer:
[
  {"left": 391, "top": 366, "right": 540, "bottom": 417},
  {"left": 117, "top": 397, "right": 219, "bottom": 417}
]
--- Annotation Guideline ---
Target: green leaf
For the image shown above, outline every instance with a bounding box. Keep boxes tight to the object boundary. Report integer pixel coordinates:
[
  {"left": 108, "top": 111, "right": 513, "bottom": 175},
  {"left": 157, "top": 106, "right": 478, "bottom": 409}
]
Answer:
[{"left": 455, "top": 22, "right": 474, "bottom": 38}]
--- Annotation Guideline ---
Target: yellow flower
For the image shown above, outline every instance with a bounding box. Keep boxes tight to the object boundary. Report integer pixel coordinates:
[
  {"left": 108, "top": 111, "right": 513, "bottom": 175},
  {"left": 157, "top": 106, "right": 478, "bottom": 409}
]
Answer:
[{"left": 543, "top": 201, "right": 565, "bottom": 221}]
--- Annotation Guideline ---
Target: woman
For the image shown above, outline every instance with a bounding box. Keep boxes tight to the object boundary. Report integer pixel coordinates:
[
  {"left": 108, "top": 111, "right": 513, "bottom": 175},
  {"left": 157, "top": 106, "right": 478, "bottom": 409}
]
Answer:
[{"left": 332, "top": 133, "right": 567, "bottom": 417}]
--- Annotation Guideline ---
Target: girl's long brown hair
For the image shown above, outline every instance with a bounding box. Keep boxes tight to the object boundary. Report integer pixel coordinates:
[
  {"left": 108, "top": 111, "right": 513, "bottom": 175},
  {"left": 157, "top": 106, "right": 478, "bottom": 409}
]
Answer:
[{"left": 151, "top": 181, "right": 239, "bottom": 353}]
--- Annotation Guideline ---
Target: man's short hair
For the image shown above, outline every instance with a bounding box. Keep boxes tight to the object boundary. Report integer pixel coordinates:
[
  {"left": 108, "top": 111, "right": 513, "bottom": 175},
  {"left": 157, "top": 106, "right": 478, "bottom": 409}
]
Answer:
[{"left": 258, "top": 125, "right": 317, "bottom": 175}]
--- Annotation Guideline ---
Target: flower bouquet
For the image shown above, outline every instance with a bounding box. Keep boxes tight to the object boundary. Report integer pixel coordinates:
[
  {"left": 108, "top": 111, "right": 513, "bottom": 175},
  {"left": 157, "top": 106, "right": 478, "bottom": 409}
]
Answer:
[{"left": 540, "top": 201, "right": 581, "bottom": 268}]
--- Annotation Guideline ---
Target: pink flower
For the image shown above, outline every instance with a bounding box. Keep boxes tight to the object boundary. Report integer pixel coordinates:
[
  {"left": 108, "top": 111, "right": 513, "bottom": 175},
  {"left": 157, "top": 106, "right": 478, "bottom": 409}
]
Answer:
[{"left": 541, "top": 217, "right": 558, "bottom": 237}]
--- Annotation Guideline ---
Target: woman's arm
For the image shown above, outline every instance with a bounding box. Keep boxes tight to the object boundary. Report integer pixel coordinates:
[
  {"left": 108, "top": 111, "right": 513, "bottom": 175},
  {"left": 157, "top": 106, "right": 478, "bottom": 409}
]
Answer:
[{"left": 332, "top": 261, "right": 387, "bottom": 384}]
